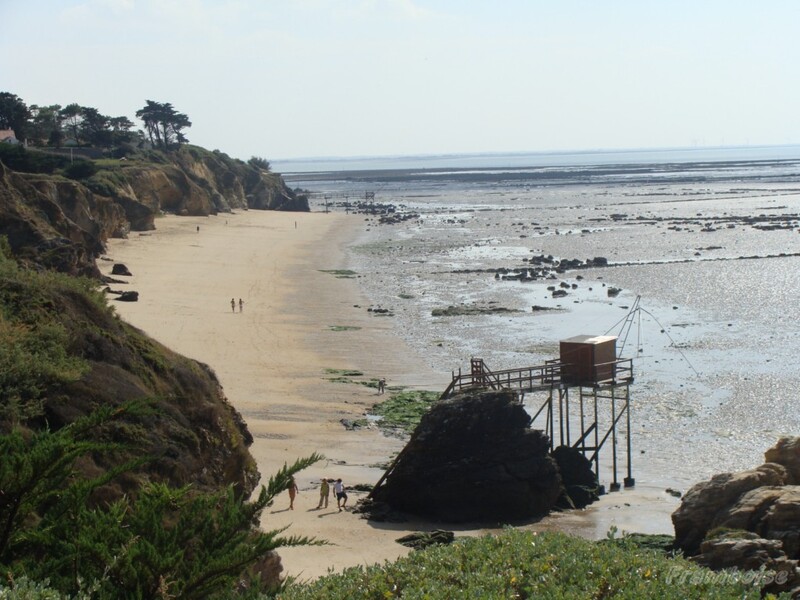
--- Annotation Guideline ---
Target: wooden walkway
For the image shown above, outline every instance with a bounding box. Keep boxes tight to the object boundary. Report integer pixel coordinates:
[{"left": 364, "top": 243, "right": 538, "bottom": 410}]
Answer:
[
  {"left": 371, "top": 356, "right": 636, "bottom": 498},
  {"left": 439, "top": 357, "right": 634, "bottom": 400}
]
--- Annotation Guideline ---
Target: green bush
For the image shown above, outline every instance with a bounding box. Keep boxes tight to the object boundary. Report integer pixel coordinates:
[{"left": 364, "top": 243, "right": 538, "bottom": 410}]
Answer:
[
  {"left": 63, "top": 159, "right": 98, "bottom": 180},
  {"left": 85, "top": 168, "right": 126, "bottom": 197},
  {"left": 0, "top": 145, "right": 69, "bottom": 174},
  {"left": 0, "top": 252, "right": 92, "bottom": 423},
  {"left": 278, "top": 528, "right": 786, "bottom": 599},
  {"left": 0, "top": 402, "right": 324, "bottom": 598},
  {"left": 0, "top": 576, "right": 68, "bottom": 599},
  {"left": 248, "top": 156, "right": 271, "bottom": 171}
]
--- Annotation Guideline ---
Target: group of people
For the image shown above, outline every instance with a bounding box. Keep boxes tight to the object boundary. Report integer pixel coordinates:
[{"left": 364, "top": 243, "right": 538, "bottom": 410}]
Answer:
[
  {"left": 230, "top": 298, "right": 244, "bottom": 313},
  {"left": 286, "top": 477, "right": 349, "bottom": 512}
]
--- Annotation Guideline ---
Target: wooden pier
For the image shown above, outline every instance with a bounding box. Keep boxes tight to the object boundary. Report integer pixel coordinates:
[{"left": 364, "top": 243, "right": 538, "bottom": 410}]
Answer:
[{"left": 440, "top": 337, "right": 636, "bottom": 492}]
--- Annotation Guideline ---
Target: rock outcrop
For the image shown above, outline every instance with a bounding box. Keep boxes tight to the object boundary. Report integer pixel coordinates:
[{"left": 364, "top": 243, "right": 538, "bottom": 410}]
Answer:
[
  {"left": 766, "top": 437, "right": 800, "bottom": 484},
  {"left": 672, "top": 437, "right": 800, "bottom": 596},
  {"left": 370, "top": 389, "right": 563, "bottom": 522},
  {"left": 0, "top": 163, "right": 110, "bottom": 276},
  {"left": 552, "top": 445, "right": 600, "bottom": 509},
  {"left": 672, "top": 462, "right": 788, "bottom": 555}
]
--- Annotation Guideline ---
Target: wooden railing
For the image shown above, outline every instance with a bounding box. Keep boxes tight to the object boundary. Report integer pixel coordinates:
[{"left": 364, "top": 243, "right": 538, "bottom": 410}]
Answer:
[{"left": 440, "top": 357, "right": 634, "bottom": 399}]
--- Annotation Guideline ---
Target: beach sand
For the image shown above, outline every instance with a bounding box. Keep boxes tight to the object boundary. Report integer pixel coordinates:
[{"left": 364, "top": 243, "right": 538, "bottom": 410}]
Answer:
[{"left": 102, "top": 209, "right": 677, "bottom": 581}]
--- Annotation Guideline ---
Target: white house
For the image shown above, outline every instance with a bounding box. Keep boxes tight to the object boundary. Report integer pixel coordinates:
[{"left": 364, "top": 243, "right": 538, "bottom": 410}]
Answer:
[{"left": 0, "top": 129, "right": 19, "bottom": 144}]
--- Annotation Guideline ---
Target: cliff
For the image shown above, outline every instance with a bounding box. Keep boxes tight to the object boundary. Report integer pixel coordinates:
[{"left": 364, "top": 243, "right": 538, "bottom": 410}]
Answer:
[
  {"left": 0, "top": 250, "right": 259, "bottom": 499},
  {"left": 0, "top": 163, "right": 111, "bottom": 276},
  {"left": 0, "top": 145, "right": 308, "bottom": 274},
  {"left": 0, "top": 143, "right": 306, "bottom": 495}
]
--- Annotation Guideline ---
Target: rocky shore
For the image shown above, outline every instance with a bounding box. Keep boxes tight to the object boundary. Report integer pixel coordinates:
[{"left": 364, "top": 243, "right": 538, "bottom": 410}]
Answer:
[{"left": 672, "top": 437, "right": 800, "bottom": 596}]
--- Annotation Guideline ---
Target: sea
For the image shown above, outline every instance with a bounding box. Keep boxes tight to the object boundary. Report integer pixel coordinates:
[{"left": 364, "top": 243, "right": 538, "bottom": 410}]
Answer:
[{"left": 275, "top": 145, "right": 800, "bottom": 494}]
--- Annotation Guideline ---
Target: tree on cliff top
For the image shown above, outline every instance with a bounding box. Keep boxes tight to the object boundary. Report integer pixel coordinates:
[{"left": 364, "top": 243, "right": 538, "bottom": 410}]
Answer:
[
  {"left": 136, "top": 100, "right": 192, "bottom": 150},
  {"left": 0, "top": 92, "right": 31, "bottom": 142}
]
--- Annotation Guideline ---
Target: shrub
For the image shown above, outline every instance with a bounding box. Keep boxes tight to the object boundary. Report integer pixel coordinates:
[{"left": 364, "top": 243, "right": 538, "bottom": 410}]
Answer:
[
  {"left": 278, "top": 529, "right": 784, "bottom": 599},
  {"left": 63, "top": 160, "right": 98, "bottom": 180},
  {"left": 0, "top": 402, "right": 324, "bottom": 598},
  {"left": 0, "top": 145, "right": 69, "bottom": 174},
  {"left": 248, "top": 156, "right": 271, "bottom": 171}
]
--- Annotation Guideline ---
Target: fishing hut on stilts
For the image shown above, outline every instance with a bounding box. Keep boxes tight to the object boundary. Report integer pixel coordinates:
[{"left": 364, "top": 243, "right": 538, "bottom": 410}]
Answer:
[{"left": 439, "top": 334, "right": 635, "bottom": 493}]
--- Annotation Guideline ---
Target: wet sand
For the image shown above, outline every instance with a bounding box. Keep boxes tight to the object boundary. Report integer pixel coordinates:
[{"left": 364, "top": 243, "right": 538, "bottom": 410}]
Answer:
[{"left": 101, "top": 209, "right": 677, "bottom": 581}]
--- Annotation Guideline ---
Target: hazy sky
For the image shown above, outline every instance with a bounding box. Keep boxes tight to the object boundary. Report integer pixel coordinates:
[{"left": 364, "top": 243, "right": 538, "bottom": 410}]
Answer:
[{"left": 2, "top": 0, "right": 799, "bottom": 160}]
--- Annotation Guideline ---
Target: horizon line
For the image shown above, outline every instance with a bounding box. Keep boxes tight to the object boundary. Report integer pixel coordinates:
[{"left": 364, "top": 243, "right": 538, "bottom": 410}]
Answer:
[{"left": 272, "top": 142, "right": 800, "bottom": 164}]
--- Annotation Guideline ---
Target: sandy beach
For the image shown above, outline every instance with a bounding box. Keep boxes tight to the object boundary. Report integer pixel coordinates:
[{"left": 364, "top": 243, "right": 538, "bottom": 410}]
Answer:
[{"left": 101, "top": 209, "right": 677, "bottom": 581}]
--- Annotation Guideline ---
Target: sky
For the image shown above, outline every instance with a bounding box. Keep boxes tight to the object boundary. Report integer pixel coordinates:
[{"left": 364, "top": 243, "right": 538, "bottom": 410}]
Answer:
[{"left": 2, "top": 0, "right": 799, "bottom": 161}]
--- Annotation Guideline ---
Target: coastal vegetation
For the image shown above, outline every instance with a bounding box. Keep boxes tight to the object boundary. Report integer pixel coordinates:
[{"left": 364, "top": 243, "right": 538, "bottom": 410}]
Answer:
[
  {"left": 0, "top": 406, "right": 322, "bottom": 598},
  {"left": 135, "top": 100, "right": 192, "bottom": 150},
  {"left": 328, "top": 325, "right": 362, "bottom": 332},
  {"left": 0, "top": 235, "right": 325, "bottom": 597},
  {"left": 278, "top": 529, "right": 780, "bottom": 599},
  {"left": 365, "top": 390, "right": 440, "bottom": 433},
  {"left": 318, "top": 269, "right": 358, "bottom": 278}
]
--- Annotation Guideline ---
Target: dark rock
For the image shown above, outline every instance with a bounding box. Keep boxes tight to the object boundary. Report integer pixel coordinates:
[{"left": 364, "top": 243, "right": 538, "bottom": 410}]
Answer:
[
  {"left": 111, "top": 263, "right": 132, "bottom": 276},
  {"left": 552, "top": 445, "right": 600, "bottom": 509},
  {"left": 352, "top": 497, "right": 408, "bottom": 522},
  {"left": 102, "top": 275, "right": 127, "bottom": 284},
  {"left": 116, "top": 291, "right": 139, "bottom": 302},
  {"left": 607, "top": 287, "right": 621, "bottom": 297},
  {"left": 396, "top": 530, "right": 455, "bottom": 550},
  {"left": 552, "top": 289, "right": 568, "bottom": 298},
  {"left": 370, "top": 389, "right": 562, "bottom": 522}
]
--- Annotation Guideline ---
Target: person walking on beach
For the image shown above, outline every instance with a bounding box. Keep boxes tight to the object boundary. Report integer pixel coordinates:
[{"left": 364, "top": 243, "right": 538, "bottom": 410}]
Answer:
[
  {"left": 231, "top": 298, "right": 236, "bottom": 313},
  {"left": 288, "top": 476, "right": 299, "bottom": 510},
  {"left": 317, "top": 478, "right": 330, "bottom": 509},
  {"left": 333, "top": 478, "right": 348, "bottom": 512},
  {"left": 239, "top": 298, "right": 244, "bottom": 313},
  {"left": 378, "top": 378, "right": 386, "bottom": 395}
]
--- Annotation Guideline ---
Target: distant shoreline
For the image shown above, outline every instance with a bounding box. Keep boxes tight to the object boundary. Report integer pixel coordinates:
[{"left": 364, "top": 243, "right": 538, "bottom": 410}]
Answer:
[{"left": 275, "top": 143, "right": 800, "bottom": 175}]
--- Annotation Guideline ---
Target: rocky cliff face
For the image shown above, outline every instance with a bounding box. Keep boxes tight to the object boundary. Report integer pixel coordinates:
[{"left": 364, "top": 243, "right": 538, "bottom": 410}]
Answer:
[
  {"left": 1, "top": 260, "right": 259, "bottom": 499},
  {"left": 0, "top": 145, "right": 308, "bottom": 275},
  {"left": 0, "top": 163, "right": 110, "bottom": 276},
  {"left": 672, "top": 438, "right": 800, "bottom": 596}
]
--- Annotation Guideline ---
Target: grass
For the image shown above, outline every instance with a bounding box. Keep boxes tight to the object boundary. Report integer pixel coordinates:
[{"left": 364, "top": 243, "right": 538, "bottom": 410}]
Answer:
[
  {"left": 321, "top": 365, "right": 438, "bottom": 434},
  {"left": 319, "top": 269, "right": 358, "bottom": 278},
  {"left": 324, "top": 368, "right": 365, "bottom": 377},
  {"left": 368, "top": 390, "right": 440, "bottom": 433},
  {"left": 277, "top": 529, "right": 785, "bottom": 599},
  {"left": 323, "top": 367, "right": 382, "bottom": 390},
  {"left": 93, "top": 158, "right": 123, "bottom": 169}
]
